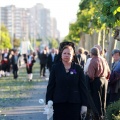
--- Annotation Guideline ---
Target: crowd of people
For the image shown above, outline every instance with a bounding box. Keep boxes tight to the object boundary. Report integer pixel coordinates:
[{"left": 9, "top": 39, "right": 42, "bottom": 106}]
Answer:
[
  {"left": 0, "top": 48, "right": 36, "bottom": 81},
  {"left": 0, "top": 48, "right": 20, "bottom": 78},
  {"left": 0, "top": 41, "right": 120, "bottom": 120},
  {"left": 37, "top": 47, "right": 59, "bottom": 77},
  {"left": 45, "top": 42, "right": 120, "bottom": 120}
]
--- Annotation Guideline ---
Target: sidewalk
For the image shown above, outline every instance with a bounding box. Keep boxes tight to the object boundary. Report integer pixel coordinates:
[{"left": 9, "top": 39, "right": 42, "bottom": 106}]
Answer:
[{"left": 0, "top": 63, "right": 50, "bottom": 120}]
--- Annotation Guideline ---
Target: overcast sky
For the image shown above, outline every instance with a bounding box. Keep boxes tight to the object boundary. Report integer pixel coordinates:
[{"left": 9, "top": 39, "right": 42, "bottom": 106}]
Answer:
[{"left": 0, "top": 0, "right": 80, "bottom": 38}]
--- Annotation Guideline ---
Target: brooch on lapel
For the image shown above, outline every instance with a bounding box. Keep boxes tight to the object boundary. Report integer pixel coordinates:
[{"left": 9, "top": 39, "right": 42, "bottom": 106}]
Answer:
[{"left": 69, "top": 69, "right": 77, "bottom": 74}]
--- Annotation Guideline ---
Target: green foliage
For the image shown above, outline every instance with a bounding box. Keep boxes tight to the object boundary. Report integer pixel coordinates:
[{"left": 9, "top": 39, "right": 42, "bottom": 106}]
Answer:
[
  {"left": 0, "top": 24, "right": 12, "bottom": 49},
  {"left": 49, "top": 39, "right": 59, "bottom": 49},
  {"left": 79, "top": 0, "right": 91, "bottom": 10},
  {"left": 36, "top": 38, "right": 42, "bottom": 47},
  {"left": 13, "top": 38, "right": 20, "bottom": 48},
  {"left": 94, "top": 0, "right": 120, "bottom": 28},
  {"left": 64, "top": 22, "right": 81, "bottom": 44},
  {"left": 64, "top": 0, "right": 120, "bottom": 44},
  {"left": 36, "top": 38, "right": 42, "bottom": 41},
  {"left": 65, "top": 0, "right": 98, "bottom": 44},
  {"left": 106, "top": 100, "right": 120, "bottom": 120},
  {"left": 36, "top": 40, "right": 40, "bottom": 47},
  {"left": 0, "top": 63, "right": 41, "bottom": 111}
]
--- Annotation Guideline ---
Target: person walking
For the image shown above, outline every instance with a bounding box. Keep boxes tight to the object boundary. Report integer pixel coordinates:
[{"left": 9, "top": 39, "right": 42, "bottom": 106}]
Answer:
[
  {"left": 87, "top": 47, "right": 110, "bottom": 120},
  {"left": 11, "top": 50, "right": 21, "bottom": 79},
  {"left": 46, "top": 44, "right": 88, "bottom": 120},
  {"left": 24, "top": 52, "right": 36, "bottom": 81},
  {"left": 47, "top": 48, "right": 57, "bottom": 72},
  {"left": 39, "top": 49, "right": 48, "bottom": 77},
  {"left": 1, "top": 48, "right": 10, "bottom": 76}
]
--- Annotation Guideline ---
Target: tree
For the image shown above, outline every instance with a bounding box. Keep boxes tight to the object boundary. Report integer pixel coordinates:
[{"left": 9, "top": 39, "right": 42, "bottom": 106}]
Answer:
[
  {"left": 65, "top": 0, "right": 120, "bottom": 67},
  {"left": 0, "top": 24, "right": 12, "bottom": 49},
  {"left": 49, "top": 38, "right": 59, "bottom": 49},
  {"left": 94, "top": 0, "right": 120, "bottom": 66},
  {"left": 64, "top": 22, "right": 81, "bottom": 44},
  {"left": 13, "top": 38, "right": 20, "bottom": 48}
]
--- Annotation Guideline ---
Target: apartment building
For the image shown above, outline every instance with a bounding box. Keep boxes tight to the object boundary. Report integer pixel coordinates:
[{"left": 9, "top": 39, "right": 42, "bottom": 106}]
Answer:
[{"left": 0, "top": 4, "right": 60, "bottom": 45}]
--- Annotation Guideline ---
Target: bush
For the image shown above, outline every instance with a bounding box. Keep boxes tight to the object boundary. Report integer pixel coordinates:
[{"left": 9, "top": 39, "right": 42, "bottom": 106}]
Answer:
[{"left": 106, "top": 100, "right": 120, "bottom": 120}]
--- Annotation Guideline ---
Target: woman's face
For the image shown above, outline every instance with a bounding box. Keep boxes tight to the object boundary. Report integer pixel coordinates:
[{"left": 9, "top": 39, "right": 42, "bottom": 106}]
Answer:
[{"left": 61, "top": 47, "right": 74, "bottom": 63}]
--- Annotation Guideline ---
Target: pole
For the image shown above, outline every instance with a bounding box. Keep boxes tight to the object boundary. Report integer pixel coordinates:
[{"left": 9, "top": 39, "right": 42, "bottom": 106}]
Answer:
[{"left": 12, "top": 8, "right": 14, "bottom": 48}]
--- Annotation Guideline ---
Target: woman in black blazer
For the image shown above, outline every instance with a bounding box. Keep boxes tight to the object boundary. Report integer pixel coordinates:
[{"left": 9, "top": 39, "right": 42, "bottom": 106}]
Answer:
[{"left": 46, "top": 44, "right": 88, "bottom": 120}]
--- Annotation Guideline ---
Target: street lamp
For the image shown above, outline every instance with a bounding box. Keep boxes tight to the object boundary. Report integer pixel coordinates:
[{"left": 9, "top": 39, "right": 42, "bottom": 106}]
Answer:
[
  {"left": 33, "top": 20, "right": 41, "bottom": 49},
  {"left": 10, "top": 6, "right": 15, "bottom": 48}
]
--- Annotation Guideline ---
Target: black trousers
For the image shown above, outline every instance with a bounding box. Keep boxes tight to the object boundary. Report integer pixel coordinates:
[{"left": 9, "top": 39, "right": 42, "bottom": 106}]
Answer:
[
  {"left": 0, "top": 64, "right": 2, "bottom": 70},
  {"left": 90, "top": 77, "right": 108, "bottom": 117},
  {"left": 53, "top": 103, "right": 81, "bottom": 120},
  {"left": 40, "top": 64, "right": 46, "bottom": 76},
  {"left": 109, "top": 89, "right": 120, "bottom": 103},
  {"left": 2, "top": 63, "right": 9, "bottom": 72},
  {"left": 13, "top": 64, "right": 18, "bottom": 79},
  {"left": 26, "top": 65, "right": 33, "bottom": 74}
]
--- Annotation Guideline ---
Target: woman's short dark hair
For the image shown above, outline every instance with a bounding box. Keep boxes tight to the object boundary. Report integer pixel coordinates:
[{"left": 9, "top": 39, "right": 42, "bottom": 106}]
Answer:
[
  {"left": 60, "top": 45, "right": 75, "bottom": 55},
  {"left": 59, "top": 41, "right": 75, "bottom": 53},
  {"left": 55, "top": 41, "right": 79, "bottom": 63}
]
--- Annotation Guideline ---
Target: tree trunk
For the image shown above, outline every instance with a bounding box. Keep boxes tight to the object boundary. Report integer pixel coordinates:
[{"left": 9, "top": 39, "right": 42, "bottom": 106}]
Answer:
[
  {"left": 98, "top": 30, "right": 101, "bottom": 45},
  {"left": 93, "top": 31, "right": 98, "bottom": 46},
  {"left": 101, "top": 29, "right": 105, "bottom": 54},
  {"left": 116, "top": 41, "right": 120, "bottom": 49},
  {"left": 85, "top": 34, "right": 91, "bottom": 51},
  {"left": 106, "top": 29, "right": 116, "bottom": 68},
  {"left": 78, "top": 33, "right": 85, "bottom": 48}
]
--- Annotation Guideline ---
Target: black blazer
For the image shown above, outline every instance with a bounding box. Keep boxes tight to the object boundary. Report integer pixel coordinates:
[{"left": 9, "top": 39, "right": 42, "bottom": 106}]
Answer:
[
  {"left": 47, "top": 53, "right": 57, "bottom": 69},
  {"left": 77, "top": 54, "right": 86, "bottom": 68},
  {"left": 2, "top": 53, "right": 10, "bottom": 61},
  {"left": 24, "top": 55, "right": 36, "bottom": 65},
  {"left": 39, "top": 52, "right": 48, "bottom": 64},
  {"left": 11, "top": 54, "right": 21, "bottom": 66},
  {"left": 46, "top": 61, "right": 88, "bottom": 106}
]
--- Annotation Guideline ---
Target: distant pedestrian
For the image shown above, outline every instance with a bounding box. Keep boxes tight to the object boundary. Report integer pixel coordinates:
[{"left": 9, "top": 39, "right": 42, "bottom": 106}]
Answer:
[
  {"left": 11, "top": 50, "right": 21, "bottom": 79},
  {"left": 1, "top": 48, "right": 10, "bottom": 76},
  {"left": 47, "top": 48, "right": 57, "bottom": 72},
  {"left": 38, "top": 49, "right": 48, "bottom": 77},
  {"left": 24, "top": 52, "right": 36, "bottom": 81}
]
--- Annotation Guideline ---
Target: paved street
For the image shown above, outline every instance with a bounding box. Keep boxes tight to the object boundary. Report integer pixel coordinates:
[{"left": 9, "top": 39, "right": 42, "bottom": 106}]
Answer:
[{"left": 0, "top": 63, "right": 51, "bottom": 120}]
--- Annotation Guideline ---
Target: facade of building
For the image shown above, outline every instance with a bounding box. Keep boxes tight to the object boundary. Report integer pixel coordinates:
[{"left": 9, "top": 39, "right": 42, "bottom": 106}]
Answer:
[
  {"left": 0, "top": 4, "right": 60, "bottom": 47},
  {"left": 51, "top": 17, "right": 57, "bottom": 39},
  {"left": 0, "top": 5, "right": 28, "bottom": 41}
]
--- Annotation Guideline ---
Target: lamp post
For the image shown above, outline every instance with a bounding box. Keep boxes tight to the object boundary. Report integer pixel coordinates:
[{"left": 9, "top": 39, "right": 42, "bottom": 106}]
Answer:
[
  {"left": 26, "top": 13, "right": 30, "bottom": 41},
  {"left": 11, "top": 6, "right": 14, "bottom": 48},
  {"left": 34, "top": 20, "right": 40, "bottom": 49}
]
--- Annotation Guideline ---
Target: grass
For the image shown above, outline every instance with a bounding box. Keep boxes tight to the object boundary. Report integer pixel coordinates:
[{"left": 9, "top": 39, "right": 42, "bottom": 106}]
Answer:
[{"left": 0, "top": 62, "right": 41, "bottom": 110}]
